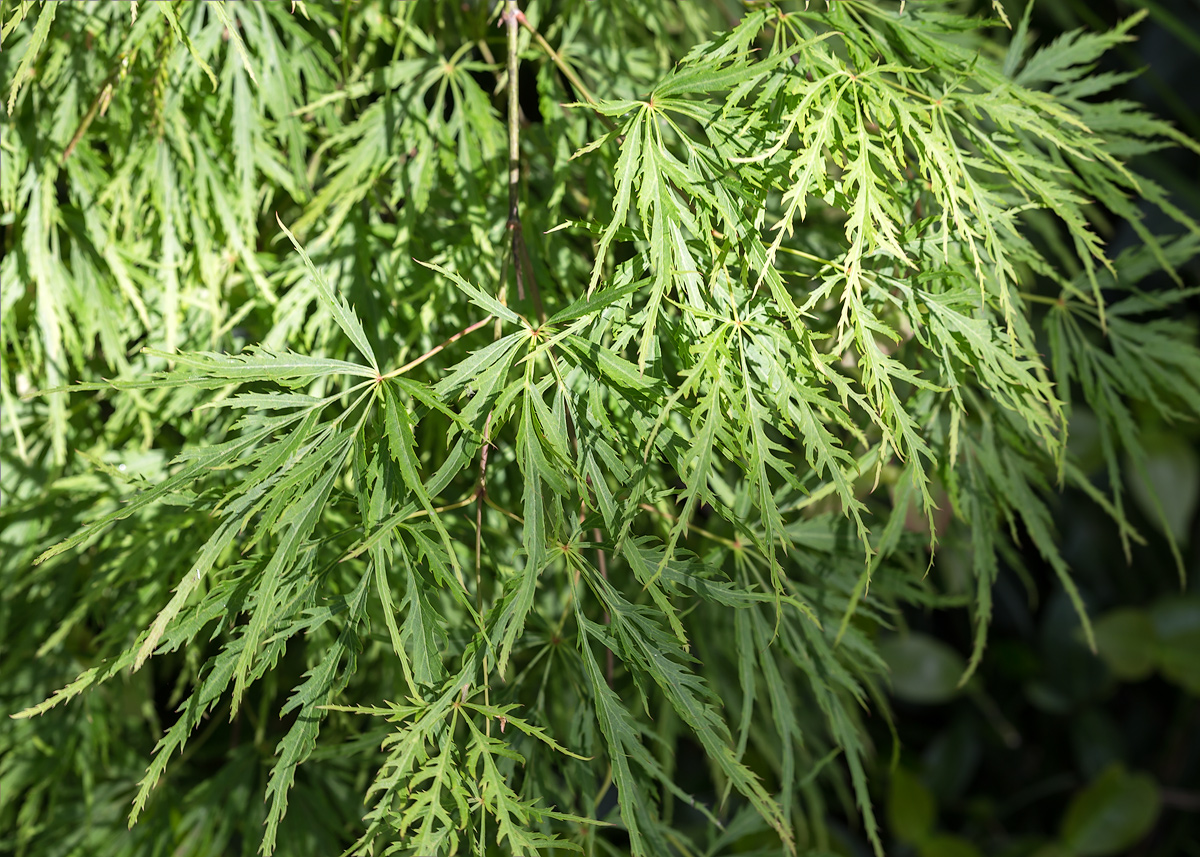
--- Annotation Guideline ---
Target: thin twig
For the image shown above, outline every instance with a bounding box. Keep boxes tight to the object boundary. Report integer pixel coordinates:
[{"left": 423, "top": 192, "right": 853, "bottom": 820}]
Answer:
[
  {"left": 504, "top": 2, "right": 522, "bottom": 229},
  {"left": 503, "top": 1, "right": 545, "bottom": 323},
  {"left": 485, "top": 493, "right": 524, "bottom": 524},
  {"left": 380, "top": 315, "right": 492, "bottom": 381},
  {"left": 519, "top": 17, "right": 596, "bottom": 105}
]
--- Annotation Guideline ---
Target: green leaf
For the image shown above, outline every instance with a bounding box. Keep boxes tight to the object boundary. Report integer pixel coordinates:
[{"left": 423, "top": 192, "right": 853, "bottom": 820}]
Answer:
[
  {"left": 418, "top": 259, "right": 523, "bottom": 326},
  {"left": 277, "top": 215, "right": 379, "bottom": 371},
  {"left": 1093, "top": 608, "right": 1157, "bottom": 682},
  {"left": 211, "top": 1, "right": 259, "bottom": 86},
  {"left": 575, "top": 614, "right": 672, "bottom": 857},
  {"left": 888, "top": 767, "right": 936, "bottom": 845},
  {"left": 564, "top": 334, "right": 656, "bottom": 392},
  {"left": 1126, "top": 432, "right": 1199, "bottom": 544},
  {"left": 1060, "top": 764, "right": 1161, "bottom": 857},
  {"left": 544, "top": 278, "right": 640, "bottom": 327},
  {"left": 5, "top": 0, "right": 55, "bottom": 113},
  {"left": 879, "top": 634, "right": 967, "bottom": 705},
  {"left": 1149, "top": 596, "right": 1200, "bottom": 694}
]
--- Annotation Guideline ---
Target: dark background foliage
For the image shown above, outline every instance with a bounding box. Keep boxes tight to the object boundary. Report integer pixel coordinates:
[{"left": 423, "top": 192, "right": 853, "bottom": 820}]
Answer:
[{"left": 870, "top": 3, "right": 1200, "bottom": 857}]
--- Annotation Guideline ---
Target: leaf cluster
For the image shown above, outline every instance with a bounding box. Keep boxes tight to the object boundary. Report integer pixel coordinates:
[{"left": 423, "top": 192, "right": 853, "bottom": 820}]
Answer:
[{"left": 3, "top": 2, "right": 1200, "bottom": 856}]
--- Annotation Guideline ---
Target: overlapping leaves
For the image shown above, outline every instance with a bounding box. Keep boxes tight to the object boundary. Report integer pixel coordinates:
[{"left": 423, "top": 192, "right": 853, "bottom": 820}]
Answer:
[{"left": 5, "top": 3, "right": 1200, "bottom": 857}]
